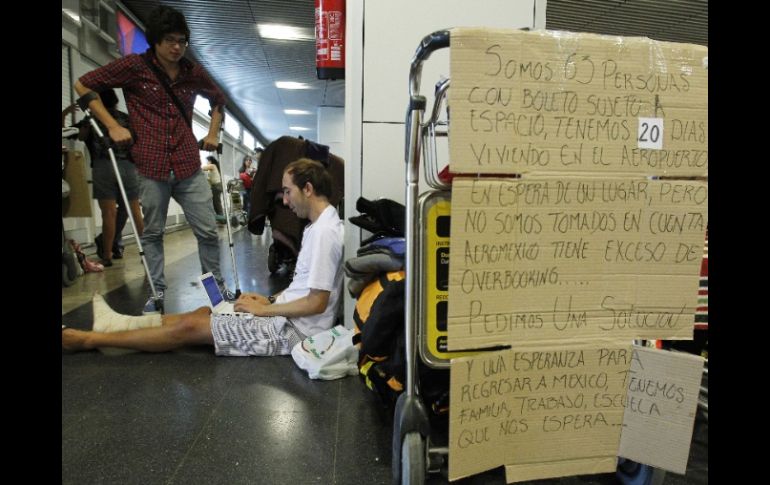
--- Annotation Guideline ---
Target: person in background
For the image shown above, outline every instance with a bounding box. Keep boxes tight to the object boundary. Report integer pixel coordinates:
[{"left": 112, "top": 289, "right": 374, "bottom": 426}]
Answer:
[
  {"left": 62, "top": 88, "right": 143, "bottom": 267},
  {"left": 239, "top": 155, "right": 256, "bottom": 215},
  {"left": 240, "top": 154, "right": 257, "bottom": 176},
  {"left": 202, "top": 155, "right": 225, "bottom": 224},
  {"left": 63, "top": 159, "right": 344, "bottom": 357},
  {"left": 74, "top": 5, "right": 235, "bottom": 313}
]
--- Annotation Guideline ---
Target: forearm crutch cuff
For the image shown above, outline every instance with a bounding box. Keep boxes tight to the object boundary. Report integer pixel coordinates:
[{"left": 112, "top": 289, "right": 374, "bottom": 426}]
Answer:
[{"left": 76, "top": 91, "right": 99, "bottom": 110}]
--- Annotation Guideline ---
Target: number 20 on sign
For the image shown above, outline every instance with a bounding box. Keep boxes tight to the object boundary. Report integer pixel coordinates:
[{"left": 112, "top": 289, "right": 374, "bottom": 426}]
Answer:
[{"left": 638, "top": 117, "right": 663, "bottom": 150}]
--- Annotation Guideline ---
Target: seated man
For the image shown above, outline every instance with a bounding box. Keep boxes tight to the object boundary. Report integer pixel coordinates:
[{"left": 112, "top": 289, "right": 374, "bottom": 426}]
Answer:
[{"left": 63, "top": 159, "right": 344, "bottom": 356}]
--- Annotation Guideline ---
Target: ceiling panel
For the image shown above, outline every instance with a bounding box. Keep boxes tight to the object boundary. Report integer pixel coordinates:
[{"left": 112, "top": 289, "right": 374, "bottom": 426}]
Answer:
[{"left": 545, "top": 0, "right": 708, "bottom": 46}]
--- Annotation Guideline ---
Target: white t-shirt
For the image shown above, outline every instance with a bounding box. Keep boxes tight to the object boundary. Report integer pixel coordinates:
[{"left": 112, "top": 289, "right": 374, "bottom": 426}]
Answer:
[{"left": 275, "top": 205, "right": 344, "bottom": 337}]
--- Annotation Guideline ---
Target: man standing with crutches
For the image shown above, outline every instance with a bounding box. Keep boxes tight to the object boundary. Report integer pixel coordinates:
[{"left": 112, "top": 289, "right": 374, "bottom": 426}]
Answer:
[{"left": 75, "top": 5, "right": 235, "bottom": 314}]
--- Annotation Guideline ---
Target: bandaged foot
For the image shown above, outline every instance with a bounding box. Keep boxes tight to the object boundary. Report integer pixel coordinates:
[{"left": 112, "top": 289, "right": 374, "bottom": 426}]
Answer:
[{"left": 92, "top": 293, "right": 162, "bottom": 355}]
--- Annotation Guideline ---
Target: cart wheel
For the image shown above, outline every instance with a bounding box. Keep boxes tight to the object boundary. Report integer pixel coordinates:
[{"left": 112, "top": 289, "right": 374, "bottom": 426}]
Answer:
[
  {"left": 401, "top": 432, "right": 426, "bottom": 484},
  {"left": 616, "top": 459, "right": 666, "bottom": 485},
  {"left": 267, "top": 244, "right": 278, "bottom": 273}
]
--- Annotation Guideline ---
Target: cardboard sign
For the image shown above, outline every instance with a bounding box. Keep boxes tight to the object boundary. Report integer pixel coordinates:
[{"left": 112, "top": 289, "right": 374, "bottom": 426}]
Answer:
[
  {"left": 449, "top": 344, "right": 704, "bottom": 482},
  {"left": 618, "top": 346, "right": 704, "bottom": 474},
  {"left": 442, "top": 27, "right": 708, "bottom": 483},
  {"left": 449, "top": 343, "right": 631, "bottom": 481},
  {"left": 447, "top": 177, "right": 707, "bottom": 350},
  {"left": 449, "top": 28, "right": 708, "bottom": 176}
]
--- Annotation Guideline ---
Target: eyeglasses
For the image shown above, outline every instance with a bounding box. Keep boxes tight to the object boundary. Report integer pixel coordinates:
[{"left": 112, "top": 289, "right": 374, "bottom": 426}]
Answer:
[{"left": 162, "top": 36, "right": 189, "bottom": 48}]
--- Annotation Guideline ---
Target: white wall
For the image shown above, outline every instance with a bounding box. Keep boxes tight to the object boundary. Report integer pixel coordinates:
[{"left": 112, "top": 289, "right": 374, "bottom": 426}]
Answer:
[
  {"left": 317, "top": 106, "right": 345, "bottom": 158},
  {"left": 343, "top": 0, "right": 543, "bottom": 324}
]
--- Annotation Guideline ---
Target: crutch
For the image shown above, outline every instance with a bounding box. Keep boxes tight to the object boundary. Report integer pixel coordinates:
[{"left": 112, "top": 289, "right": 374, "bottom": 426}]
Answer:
[
  {"left": 76, "top": 93, "right": 163, "bottom": 314},
  {"left": 207, "top": 111, "right": 242, "bottom": 299}
]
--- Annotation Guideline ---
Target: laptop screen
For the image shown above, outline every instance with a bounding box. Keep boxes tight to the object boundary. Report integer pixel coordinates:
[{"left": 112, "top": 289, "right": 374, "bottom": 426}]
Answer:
[{"left": 201, "top": 274, "right": 224, "bottom": 307}]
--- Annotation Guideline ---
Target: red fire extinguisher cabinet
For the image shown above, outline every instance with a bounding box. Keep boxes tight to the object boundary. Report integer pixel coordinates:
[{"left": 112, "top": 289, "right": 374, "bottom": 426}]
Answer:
[{"left": 315, "top": 0, "right": 345, "bottom": 80}]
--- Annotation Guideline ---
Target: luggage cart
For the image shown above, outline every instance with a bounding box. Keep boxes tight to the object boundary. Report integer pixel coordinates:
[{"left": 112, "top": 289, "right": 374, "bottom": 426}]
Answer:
[
  {"left": 394, "top": 30, "right": 450, "bottom": 484},
  {"left": 397, "top": 30, "right": 492, "bottom": 484},
  {"left": 396, "top": 30, "right": 671, "bottom": 485},
  {"left": 225, "top": 178, "right": 247, "bottom": 228}
]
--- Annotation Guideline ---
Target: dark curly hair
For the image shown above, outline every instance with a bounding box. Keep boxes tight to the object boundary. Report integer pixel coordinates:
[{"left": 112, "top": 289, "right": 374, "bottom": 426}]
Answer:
[{"left": 145, "top": 5, "right": 190, "bottom": 49}]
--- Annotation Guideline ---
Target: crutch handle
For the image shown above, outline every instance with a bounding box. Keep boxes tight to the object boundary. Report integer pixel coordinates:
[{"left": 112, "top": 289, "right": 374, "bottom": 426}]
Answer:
[{"left": 197, "top": 139, "right": 223, "bottom": 154}]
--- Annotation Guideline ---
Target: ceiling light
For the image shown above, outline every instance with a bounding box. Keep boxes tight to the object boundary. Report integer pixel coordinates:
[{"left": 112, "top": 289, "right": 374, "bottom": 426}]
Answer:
[
  {"left": 290, "top": 126, "right": 310, "bottom": 131},
  {"left": 276, "top": 81, "right": 311, "bottom": 90},
  {"left": 284, "top": 109, "right": 312, "bottom": 115},
  {"left": 258, "top": 24, "right": 314, "bottom": 41}
]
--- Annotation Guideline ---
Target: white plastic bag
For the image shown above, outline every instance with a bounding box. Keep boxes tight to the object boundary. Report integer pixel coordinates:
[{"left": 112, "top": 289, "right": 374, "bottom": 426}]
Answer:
[{"left": 291, "top": 325, "right": 359, "bottom": 380}]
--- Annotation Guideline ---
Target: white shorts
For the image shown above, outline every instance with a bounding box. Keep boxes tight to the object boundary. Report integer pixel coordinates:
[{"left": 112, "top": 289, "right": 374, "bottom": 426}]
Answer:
[{"left": 210, "top": 314, "right": 306, "bottom": 357}]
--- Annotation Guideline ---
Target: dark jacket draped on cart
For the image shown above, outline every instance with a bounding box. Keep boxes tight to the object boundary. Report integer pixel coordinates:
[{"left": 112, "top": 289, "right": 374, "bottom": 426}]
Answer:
[{"left": 248, "top": 135, "right": 344, "bottom": 255}]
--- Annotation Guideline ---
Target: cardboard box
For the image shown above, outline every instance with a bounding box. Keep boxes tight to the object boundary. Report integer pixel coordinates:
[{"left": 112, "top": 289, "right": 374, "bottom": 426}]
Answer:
[{"left": 62, "top": 150, "right": 93, "bottom": 218}]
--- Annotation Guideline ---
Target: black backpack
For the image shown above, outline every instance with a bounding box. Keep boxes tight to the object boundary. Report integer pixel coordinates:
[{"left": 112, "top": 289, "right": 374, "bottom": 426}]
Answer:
[{"left": 352, "top": 271, "right": 449, "bottom": 422}]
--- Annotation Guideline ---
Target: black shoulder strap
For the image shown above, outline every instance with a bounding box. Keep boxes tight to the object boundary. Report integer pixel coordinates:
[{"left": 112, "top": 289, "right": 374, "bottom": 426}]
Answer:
[{"left": 141, "top": 52, "right": 192, "bottom": 127}]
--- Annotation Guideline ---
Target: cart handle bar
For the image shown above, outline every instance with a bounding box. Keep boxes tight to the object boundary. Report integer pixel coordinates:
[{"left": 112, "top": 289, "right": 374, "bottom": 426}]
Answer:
[{"left": 409, "top": 30, "right": 450, "bottom": 98}]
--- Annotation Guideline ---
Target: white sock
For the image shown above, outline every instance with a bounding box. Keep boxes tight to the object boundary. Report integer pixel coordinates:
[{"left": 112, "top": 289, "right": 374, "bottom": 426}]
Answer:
[{"left": 92, "top": 293, "right": 162, "bottom": 355}]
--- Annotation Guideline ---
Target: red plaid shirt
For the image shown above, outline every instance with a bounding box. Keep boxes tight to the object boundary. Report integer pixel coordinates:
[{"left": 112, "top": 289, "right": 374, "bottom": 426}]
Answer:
[{"left": 79, "top": 52, "right": 226, "bottom": 181}]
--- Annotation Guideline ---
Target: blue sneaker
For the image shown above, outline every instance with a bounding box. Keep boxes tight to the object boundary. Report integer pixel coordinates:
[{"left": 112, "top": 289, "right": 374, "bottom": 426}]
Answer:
[{"left": 143, "top": 292, "right": 164, "bottom": 314}]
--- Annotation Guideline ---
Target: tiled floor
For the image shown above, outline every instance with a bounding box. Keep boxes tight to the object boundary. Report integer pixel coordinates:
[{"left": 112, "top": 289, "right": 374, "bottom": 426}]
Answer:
[{"left": 62, "top": 227, "right": 707, "bottom": 484}]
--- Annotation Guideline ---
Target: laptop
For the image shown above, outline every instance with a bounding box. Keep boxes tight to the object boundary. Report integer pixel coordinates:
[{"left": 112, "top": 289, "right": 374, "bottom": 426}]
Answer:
[{"left": 199, "top": 272, "right": 241, "bottom": 315}]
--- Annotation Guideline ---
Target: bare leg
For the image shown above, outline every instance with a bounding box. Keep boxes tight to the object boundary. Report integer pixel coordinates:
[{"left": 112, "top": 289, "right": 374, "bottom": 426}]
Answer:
[
  {"left": 63, "top": 309, "right": 214, "bottom": 353},
  {"left": 161, "top": 306, "right": 210, "bottom": 326},
  {"left": 98, "top": 199, "right": 118, "bottom": 262}
]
